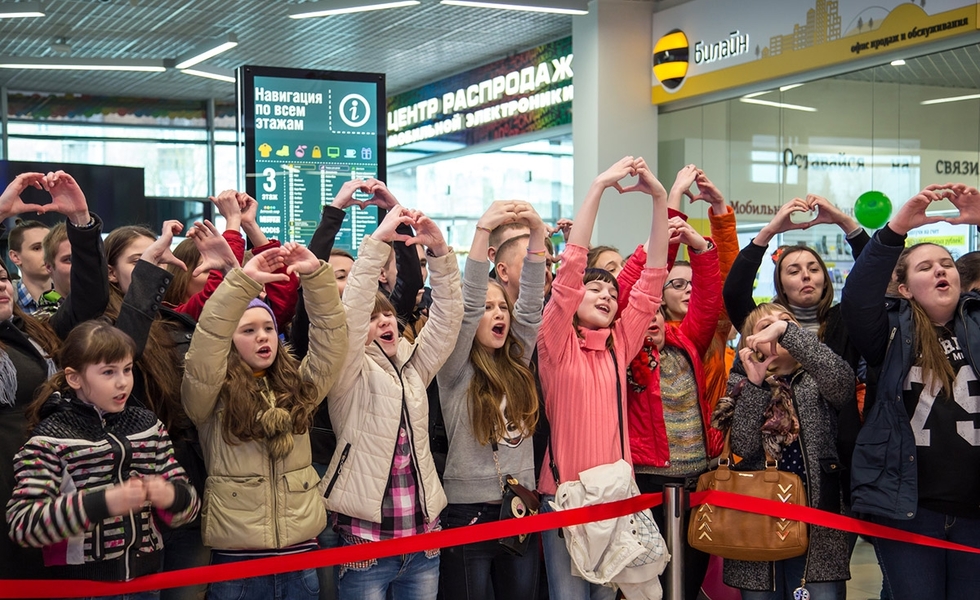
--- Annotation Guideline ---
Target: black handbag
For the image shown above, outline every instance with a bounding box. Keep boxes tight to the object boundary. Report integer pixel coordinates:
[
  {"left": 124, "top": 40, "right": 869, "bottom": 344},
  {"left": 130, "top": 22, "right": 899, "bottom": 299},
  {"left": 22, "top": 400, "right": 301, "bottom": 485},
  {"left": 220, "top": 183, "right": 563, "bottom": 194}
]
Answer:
[{"left": 492, "top": 442, "right": 540, "bottom": 556}]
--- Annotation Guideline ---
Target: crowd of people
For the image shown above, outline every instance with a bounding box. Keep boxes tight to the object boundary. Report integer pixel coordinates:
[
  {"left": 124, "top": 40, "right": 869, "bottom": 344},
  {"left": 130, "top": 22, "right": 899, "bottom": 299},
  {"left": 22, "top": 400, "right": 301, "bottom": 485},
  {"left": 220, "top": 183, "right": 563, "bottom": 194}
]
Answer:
[{"left": 1, "top": 161, "right": 979, "bottom": 600}]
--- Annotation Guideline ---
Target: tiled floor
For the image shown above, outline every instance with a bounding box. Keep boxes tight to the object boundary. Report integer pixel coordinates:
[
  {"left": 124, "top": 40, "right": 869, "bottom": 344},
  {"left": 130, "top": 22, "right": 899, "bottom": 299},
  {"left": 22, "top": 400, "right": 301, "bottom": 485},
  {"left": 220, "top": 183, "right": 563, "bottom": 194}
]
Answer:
[{"left": 847, "top": 538, "right": 885, "bottom": 600}]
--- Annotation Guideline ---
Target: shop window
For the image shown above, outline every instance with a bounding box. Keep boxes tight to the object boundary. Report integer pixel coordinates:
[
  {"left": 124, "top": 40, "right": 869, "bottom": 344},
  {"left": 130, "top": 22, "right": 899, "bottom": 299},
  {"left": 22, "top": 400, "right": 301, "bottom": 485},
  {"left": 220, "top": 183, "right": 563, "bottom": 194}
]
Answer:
[{"left": 658, "top": 43, "right": 980, "bottom": 300}]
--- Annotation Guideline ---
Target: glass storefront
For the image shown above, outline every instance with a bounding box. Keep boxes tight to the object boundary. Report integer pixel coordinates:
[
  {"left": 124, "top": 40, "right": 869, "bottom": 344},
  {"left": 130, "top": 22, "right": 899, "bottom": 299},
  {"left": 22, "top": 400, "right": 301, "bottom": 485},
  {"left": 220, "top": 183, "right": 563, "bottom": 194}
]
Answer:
[
  {"left": 387, "top": 132, "right": 573, "bottom": 256},
  {"left": 658, "top": 43, "right": 980, "bottom": 300}
]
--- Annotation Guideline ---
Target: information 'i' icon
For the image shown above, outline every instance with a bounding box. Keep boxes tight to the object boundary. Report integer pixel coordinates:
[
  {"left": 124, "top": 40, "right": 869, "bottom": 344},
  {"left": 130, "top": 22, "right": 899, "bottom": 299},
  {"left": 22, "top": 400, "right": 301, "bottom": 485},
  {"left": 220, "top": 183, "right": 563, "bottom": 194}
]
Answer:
[
  {"left": 339, "top": 94, "right": 371, "bottom": 128},
  {"left": 653, "top": 29, "right": 690, "bottom": 91}
]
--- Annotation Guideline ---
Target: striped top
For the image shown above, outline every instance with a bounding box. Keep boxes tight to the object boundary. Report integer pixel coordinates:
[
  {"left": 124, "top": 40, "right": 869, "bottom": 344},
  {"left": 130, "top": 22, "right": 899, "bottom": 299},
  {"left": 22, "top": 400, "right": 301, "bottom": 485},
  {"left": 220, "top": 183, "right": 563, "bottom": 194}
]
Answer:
[
  {"left": 636, "top": 346, "right": 706, "bottom": 476},
  {"left": 5, "top": 392, "right": 198, "bottom": 582}
]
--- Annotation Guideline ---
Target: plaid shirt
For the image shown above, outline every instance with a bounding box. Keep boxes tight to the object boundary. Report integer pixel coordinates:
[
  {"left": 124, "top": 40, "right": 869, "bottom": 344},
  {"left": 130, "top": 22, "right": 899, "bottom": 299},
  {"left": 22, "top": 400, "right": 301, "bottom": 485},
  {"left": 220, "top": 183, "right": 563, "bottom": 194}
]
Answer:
[
  {"left": 336, "top": 417, "right": 436, "bottom": 541},
  {"left": 15, "top": 280, "right": 39, "bottom": 314}
]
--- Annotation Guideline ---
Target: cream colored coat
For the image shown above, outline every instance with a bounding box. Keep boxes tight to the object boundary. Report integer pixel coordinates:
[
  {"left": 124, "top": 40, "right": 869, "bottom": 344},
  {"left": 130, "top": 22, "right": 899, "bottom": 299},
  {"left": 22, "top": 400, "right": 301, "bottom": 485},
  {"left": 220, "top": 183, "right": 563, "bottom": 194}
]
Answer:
[
  {"left": 182, "top": 263, "right": 347, "bottom": 550},
  {"left": 321, "top": 236, "right": 462, "bottom": 525}
]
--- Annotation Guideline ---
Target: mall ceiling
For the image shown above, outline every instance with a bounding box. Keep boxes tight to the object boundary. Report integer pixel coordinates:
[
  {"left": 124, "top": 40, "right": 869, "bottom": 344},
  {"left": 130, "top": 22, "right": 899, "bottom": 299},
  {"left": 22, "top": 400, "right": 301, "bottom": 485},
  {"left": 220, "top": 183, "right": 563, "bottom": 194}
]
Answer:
[
  {"left": 0, "top": 0, "right": 584, "bottom": 101},
  {"left": 836, "top": 43, "right": 980, "bottom": 90}
]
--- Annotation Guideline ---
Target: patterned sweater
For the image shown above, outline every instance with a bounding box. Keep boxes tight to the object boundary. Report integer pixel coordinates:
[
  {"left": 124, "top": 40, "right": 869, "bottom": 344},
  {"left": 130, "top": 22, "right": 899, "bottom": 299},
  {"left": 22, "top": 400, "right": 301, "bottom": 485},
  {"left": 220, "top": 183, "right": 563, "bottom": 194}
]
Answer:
[{"left": 6, "top": 392, "right": 199, "bottom": 581}]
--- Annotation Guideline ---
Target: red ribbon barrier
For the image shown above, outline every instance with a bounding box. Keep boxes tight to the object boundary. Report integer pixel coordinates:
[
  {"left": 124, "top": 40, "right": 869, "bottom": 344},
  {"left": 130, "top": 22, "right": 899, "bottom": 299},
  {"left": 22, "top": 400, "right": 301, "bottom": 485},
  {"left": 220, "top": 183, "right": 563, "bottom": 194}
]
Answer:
[
  {"left": 2, "top": 489, "right": 979, "bottom": 598},
  {"left": 0, "top": 493, "right": 664, "bottom": 598},
  {"left": 690, "top": 490, "right": 980, "bottom": 555}
]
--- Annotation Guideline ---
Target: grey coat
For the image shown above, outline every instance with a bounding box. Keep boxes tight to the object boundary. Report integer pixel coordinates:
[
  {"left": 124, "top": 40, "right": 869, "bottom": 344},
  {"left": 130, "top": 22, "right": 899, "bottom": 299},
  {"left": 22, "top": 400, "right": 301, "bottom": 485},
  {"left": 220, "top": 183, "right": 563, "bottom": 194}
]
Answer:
[{"left": 723, "top": 322, "right": 854, "bottom": 590}]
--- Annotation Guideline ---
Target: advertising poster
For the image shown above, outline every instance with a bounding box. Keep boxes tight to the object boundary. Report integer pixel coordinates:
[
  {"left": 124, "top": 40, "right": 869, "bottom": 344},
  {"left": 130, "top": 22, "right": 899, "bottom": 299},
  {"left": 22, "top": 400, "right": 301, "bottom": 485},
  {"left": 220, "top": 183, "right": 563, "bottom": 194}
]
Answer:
[{"left": 386, "top": 36, "right": 573, "bottom": 150}]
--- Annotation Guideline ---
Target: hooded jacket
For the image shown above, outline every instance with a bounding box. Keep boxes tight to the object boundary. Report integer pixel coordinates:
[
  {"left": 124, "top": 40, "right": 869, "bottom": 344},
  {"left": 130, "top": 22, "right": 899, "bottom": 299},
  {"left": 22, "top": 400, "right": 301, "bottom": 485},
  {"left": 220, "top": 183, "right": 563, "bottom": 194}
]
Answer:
[{"left": 181, "top": 263, "right": 346, "bottom": 550}]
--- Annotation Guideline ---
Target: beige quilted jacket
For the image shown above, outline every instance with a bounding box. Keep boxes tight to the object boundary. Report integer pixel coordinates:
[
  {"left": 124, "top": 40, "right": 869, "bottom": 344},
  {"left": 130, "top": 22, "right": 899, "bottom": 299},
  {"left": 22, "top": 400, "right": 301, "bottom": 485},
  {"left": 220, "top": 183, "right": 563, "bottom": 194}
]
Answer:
[
  {"left": 321, "top": 236, "right": 462, "bottom": 525},
  {"left": 182, "top": 263, "right": 347, "bottom": 550}
]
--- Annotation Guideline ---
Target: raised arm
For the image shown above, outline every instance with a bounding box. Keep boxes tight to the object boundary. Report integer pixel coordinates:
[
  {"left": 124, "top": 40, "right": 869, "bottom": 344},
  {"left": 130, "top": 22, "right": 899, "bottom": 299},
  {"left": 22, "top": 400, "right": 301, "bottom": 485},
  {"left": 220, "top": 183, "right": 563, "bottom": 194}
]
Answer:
[
  {"left": 724, "top": 198, "right": 811, "bottom": 332},
  {"left": 369, "top": 181, "right": 424, "bottom": 327},
  {"left": 115, "top": 220, "right": 187, "bottom": 355},
  {"left": 35, "top": 171, "right": 109, "bottom": 338},
  {"left": 671, "top": 220, "right": 722, "bottom": 356},
  {"left": 615, "top": 157, "right": 670, "bottom": 358},
  {"left": 539, "top": 157, "right": 635, "bottom": 364},
  {"left": 841, "top": 187, "right": 949, "bottom": 366},
  {"left": 696, "top": 170, "right": 738, "bottom": 336},
  {"left": 167, "top": 190, "right": 244, "bottom": 321},
  {"left": 439, "top": 201, "right": 522, "bottom": 385},
  {"left": 181, "top": 250, "right": 289, "bottom": 425},
  {"left": 511, "top": 202, "right": 548, "bottom": 357},
  {"left": 289, "top": 186, "right": 350, "bottom": 358},
  {"left": 329, "top": 207, "right": 414, "bottom": 400},
  {"left": 280, "top": 242, "right": 347, "bottom": 400},
  {"left": 404, "top": 211, "right": 463, "bottom": 385},
  {"left": 169, "top": 220, "right": 240, "bottom": 320}
]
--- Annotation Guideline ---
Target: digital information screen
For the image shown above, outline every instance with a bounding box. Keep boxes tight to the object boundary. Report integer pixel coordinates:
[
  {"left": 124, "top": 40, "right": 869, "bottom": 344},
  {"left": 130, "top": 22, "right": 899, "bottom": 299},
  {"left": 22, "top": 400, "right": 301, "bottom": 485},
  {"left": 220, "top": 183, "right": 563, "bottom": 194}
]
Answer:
[{"left": 239, "top": 66, "right": 385, "bottom": 253}]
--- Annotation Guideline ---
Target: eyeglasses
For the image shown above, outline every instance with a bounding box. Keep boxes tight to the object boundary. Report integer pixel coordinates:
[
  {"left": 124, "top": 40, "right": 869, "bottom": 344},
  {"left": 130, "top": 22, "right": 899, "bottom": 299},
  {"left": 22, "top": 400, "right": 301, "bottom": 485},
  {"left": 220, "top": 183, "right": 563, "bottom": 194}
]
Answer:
[{"left": 663, "top": 278, "right": 692, "bottom": 291}]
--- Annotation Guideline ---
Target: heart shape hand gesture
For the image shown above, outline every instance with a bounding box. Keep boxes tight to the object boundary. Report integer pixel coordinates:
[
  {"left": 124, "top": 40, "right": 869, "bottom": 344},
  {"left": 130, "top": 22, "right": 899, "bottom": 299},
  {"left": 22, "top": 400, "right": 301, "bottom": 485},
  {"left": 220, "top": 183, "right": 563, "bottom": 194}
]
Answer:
[
  {"left": 0, "top": 171, "right": 92, "bottom": 225},
  {"left": 332, "top": 178, "right": 402, "bottom": 211},
  {"left": 616, "top": 157, "right": 668, "bottom": 201},
  {"left": 372, "top": 205, "right": 449, "bottom": 256}
]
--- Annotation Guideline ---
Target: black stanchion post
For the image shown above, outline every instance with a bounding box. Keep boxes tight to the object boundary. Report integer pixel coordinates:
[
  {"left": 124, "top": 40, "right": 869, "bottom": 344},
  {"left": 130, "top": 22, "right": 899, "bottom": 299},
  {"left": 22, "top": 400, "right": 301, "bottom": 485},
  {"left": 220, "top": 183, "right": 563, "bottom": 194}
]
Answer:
[{"left": 663, "top": 483, "right": 685, "bottom": 600}]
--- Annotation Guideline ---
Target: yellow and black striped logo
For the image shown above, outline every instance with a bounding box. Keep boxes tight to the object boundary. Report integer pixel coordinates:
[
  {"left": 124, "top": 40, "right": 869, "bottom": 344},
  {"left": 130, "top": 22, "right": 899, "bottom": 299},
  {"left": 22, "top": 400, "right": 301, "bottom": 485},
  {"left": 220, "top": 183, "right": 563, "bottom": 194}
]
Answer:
[{"left": 653, "top": 29, "right": 690, "bottom": 91}]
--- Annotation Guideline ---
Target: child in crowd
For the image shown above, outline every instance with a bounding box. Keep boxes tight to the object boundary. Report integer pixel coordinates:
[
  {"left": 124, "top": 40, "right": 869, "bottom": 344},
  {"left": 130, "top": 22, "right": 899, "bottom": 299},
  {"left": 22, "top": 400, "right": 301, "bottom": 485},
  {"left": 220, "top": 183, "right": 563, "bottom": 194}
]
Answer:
[
  {"left": 322, "top": 205, "right": 462, "bottom": 600},
  {"left": 723, "top": 194, "right": 869, "bottom": 488},
  {"left": 6, "top": 319, "right": 199, "bottom": 593},
  {"left": 438, "top": 200, "right": 547, "bottom": 599},
  {"left": 536, "top": 156, "right": 669, "bottom": 600},
  {"left": 0, "top": 171, "right": 111, "bottom": 582},
  {"left": 181, "top": 243, "right": 347, "bottom": 600}
]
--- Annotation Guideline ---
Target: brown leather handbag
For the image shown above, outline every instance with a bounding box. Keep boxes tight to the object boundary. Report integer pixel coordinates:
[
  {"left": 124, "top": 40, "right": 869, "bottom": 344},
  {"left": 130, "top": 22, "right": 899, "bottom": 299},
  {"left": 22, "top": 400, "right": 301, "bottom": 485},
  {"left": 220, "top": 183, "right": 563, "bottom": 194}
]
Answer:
[{"left": 688, "top": 432, "right": 809, "bottom": 562}]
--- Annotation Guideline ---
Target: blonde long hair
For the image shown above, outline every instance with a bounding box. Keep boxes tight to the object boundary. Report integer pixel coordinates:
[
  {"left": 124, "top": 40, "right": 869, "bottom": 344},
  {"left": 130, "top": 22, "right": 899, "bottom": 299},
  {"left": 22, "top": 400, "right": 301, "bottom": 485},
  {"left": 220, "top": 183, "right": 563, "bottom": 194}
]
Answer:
[
  {"left": 467, "top": 280, "right": 539, "bottom": 446},
  {"left": 895, "top": 243, "right": 957, "bottom": 399}
]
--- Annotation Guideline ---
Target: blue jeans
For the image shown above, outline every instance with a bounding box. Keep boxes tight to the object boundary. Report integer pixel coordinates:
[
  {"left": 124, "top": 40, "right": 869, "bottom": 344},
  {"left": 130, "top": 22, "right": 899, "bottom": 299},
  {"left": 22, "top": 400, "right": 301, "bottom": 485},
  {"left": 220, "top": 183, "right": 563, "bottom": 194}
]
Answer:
[
  {"left": 335, "top": 536, "right": 439, "bottom": 600},
  {"left": 66, "top": 595, "right": 159, "bottom": 600},
  {"left": 159, "top": 525, "right": 209, "bottom": 600},
  {"left": 739, "top": 554, "right": 838, "bottom": 600},
  {"left": 872, "top": 506, "right": 980, "bottom": 600},
  {"left": 317, "top": 518, "right": 340, "bottom": 600},
  {"left": 539, "top": 494, "right": 617, "bottom": 600},
  {"left": 207, "top": 553, "right": 319, "bottom": 600},
  {"left": 439, "top": 502, "right": 540, "bottom": 600}
]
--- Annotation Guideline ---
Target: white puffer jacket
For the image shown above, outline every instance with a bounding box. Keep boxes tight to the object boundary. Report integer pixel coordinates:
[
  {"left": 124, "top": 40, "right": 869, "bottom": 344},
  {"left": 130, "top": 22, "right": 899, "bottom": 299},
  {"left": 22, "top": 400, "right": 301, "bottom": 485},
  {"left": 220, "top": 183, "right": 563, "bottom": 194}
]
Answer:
[{"left": 321, "top": 236, "right": 462, "bottom": 524}]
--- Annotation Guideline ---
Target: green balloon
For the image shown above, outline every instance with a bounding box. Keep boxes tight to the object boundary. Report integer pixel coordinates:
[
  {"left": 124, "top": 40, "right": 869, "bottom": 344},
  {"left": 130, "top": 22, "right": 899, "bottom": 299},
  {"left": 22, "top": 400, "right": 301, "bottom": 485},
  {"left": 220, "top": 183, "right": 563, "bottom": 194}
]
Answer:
[{"left": 854, "top": 191, "right": 892, "bottom": 229}]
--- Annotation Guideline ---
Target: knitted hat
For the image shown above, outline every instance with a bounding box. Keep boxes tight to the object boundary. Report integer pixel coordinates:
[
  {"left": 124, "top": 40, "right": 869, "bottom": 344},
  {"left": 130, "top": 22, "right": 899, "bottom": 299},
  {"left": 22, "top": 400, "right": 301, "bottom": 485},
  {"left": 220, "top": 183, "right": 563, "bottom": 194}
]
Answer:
[{"left": 245, "top": 298, "right": 277, "bottom": 333}]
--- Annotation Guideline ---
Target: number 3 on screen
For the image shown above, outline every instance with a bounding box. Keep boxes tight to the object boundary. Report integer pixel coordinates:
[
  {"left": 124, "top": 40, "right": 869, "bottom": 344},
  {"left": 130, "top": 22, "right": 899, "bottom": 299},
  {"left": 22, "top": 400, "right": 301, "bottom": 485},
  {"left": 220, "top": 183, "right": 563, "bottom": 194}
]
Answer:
[{"left": 262, "top": 167, "right": 277, "bottom": 193}]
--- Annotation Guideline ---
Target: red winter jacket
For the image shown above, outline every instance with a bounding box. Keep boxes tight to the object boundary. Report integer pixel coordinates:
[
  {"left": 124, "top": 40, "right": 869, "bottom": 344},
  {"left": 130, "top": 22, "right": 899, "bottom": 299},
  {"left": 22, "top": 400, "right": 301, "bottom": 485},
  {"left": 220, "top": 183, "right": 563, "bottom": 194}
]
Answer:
[{"left": 616, "top": 243, "right": 725, "bottom": 467}]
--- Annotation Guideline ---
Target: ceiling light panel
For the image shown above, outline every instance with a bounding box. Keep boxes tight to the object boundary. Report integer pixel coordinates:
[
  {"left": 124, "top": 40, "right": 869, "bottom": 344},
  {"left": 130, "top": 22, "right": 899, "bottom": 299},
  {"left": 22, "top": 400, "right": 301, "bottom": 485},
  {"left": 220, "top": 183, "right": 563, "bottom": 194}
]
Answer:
[
  {"left": 0, "top": 2, "right": 44, "bottom": 19},
  {"left": 288, "top": 0, "right": 420, "bottom": 18},
  {"left": 0, "top": 57, "right": 166, "bottom": 71},
  {"left": 440, "top": 0, "right": 588, "bottom": 15},
  {"left": 174, "top": 34, "right": 238, "bottom": 70}
]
